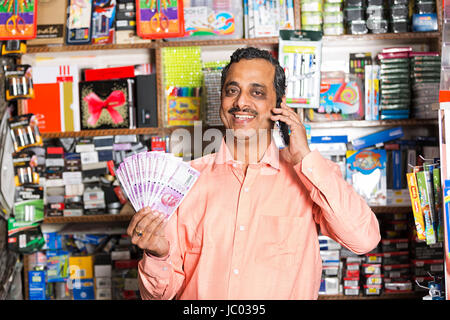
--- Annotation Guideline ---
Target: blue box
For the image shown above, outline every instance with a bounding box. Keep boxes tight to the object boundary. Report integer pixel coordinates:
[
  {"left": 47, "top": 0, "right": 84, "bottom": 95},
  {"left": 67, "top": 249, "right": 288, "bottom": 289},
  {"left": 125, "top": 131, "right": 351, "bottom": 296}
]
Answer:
[
  {"left": 412, "top": 13, "right": 438, "bottom": 32},
  {"left": 311, "top": 135, "right": 348, "bottom": 144},
  {"left": 352, "top": 127, "right": 404, "bottom": 150},
  {"left": 28, "top": 270, "right": 46, "bottom": 300},
  {"left": 72, "top": 278, "right": 95, "bottom": 300},
  {"left": 392, "top": 150, "right": 402, "bottom": 190}
]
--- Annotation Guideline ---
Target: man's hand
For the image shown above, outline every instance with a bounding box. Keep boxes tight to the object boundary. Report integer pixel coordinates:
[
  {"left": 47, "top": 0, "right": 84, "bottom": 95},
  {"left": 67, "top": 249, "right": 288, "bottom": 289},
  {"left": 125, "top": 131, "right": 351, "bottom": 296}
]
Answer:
[
  {"left": 127, "top": 207, "right": 170, "bottom": 258},
  {"left": 270, "top": 97, "right": 311, "bottom": 166}
]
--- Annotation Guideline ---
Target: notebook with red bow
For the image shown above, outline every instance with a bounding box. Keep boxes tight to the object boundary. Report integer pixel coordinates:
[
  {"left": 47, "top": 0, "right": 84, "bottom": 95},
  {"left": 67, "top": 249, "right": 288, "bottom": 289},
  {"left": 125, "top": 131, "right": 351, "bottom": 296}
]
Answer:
[{"left": 79, "top": 78, "right": 136, "bottom": 130}]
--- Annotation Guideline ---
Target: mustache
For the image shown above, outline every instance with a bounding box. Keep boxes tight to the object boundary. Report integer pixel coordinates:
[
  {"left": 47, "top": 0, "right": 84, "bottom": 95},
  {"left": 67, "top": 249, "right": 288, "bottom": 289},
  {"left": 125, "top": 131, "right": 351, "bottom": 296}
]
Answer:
[{"left": 228, "top": 106, "right": 258, "bottom": 116}]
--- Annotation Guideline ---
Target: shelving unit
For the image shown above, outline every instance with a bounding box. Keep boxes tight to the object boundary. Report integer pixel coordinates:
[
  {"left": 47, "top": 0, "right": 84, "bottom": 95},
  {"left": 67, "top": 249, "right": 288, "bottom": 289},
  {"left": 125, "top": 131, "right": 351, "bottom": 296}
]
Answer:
[{"left": 17, "top": 0, "right": 444, "bottom": 301}]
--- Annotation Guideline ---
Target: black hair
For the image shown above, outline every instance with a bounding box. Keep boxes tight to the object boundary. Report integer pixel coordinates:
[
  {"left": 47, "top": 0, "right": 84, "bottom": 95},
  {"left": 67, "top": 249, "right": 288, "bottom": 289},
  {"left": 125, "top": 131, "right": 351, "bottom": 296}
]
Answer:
[{"left": 221, "top": 47, "right": 286, "bottom": 106}]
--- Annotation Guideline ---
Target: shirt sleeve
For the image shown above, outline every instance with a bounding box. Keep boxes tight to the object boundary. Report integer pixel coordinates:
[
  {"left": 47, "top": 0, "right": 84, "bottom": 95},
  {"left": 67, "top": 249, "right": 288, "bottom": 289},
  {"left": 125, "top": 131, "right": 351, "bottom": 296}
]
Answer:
[
  {"left": 293, "top": 150, "right": 381, "bottom": 254},
  {"left": 137, "top": 209, "right": 186, "bottom": 300}
]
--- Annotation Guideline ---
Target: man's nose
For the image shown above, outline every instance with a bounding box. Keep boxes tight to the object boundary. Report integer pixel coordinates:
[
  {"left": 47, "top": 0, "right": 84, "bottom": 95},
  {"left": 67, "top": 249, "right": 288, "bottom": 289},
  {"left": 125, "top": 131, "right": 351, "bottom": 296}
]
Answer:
[{"left": 235, "top": 91, "right": 251, "bottom": 108}]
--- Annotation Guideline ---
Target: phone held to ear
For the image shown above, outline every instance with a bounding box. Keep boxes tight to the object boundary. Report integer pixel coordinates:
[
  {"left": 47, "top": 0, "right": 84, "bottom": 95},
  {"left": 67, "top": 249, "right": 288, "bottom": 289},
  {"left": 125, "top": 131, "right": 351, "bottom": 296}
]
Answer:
[{"left": 273, "top": 100, "right": 290, "bottom": 149}]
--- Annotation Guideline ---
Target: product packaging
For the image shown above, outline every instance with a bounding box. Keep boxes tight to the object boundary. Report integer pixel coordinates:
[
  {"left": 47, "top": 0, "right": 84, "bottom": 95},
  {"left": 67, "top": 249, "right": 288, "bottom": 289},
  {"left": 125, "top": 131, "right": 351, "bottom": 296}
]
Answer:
[{"left": 279, "top": 30, "right": 323, "bottom": 109}]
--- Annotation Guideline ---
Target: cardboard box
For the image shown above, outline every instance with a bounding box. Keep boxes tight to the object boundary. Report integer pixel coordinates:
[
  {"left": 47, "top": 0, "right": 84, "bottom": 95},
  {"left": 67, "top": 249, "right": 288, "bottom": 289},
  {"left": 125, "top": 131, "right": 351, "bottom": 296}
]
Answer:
[
  {"left": 28, "top": 270, "right": 46, "bottom": 300},
  {"left": 95, "top": 287, "right": 112, "bottom": 300},
  {"left": 72, "top": 278, "right": 95, "bottom": 300},
  {"left": 94, "top": 265, "right": 112, "bottom": 278},
  {"left": 69, "top": 256, "right": 94, "bottom": 280},
  {"left": 27, "top": 0, "right": 67, "bottom": 45},
  {"left": 95, "top": 277, "right": 112, "bottom": 289}
]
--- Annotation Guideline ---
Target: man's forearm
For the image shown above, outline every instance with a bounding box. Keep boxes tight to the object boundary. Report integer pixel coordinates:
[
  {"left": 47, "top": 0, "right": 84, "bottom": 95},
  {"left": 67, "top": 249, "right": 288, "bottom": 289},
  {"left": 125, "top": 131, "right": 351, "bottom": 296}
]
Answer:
[{"left": 294, "top": 150, "right": 381, "bottom": 254}]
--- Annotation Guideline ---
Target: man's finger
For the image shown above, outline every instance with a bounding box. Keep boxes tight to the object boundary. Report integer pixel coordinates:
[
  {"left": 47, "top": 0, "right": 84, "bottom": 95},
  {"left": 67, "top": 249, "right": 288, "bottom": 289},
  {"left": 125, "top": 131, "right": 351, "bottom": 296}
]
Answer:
[{"left": 127, "top": 207, "right": 152, "bottom": 236}]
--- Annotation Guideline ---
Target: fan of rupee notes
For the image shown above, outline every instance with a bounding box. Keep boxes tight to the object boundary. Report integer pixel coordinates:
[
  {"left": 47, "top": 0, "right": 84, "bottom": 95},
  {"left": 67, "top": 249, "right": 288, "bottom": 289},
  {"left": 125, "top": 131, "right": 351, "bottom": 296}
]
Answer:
[{"left": 115, "top": 152, "right": 200, "bottom": 219}]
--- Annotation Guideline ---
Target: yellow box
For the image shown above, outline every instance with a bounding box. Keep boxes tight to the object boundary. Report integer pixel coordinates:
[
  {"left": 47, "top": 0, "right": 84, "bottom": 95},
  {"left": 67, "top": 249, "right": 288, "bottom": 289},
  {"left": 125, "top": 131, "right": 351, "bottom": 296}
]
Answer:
[{"left": 69, "top": 256, "right": 94, "bottom": 280}]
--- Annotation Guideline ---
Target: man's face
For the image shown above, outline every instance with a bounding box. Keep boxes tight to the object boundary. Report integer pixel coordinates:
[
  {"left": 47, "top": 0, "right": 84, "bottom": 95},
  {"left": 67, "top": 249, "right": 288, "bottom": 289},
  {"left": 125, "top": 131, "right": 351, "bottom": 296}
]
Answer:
[{"left": 220, "top": 58, "right": 277, "bottom": 140}]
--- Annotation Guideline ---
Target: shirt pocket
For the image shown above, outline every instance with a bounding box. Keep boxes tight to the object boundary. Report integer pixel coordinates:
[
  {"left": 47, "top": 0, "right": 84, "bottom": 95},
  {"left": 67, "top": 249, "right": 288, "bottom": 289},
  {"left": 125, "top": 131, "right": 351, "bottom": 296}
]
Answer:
[{"left": 254, "top": 215, "right": 305, "bottom": 271}]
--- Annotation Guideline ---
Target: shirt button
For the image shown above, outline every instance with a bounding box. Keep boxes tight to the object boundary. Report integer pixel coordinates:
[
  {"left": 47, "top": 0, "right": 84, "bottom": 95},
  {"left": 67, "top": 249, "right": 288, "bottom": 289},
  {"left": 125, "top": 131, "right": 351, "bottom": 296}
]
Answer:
[
  {"left": 239, "top": 225, "right": 245, "bottom": 231},
  {"left": 232, "top": 163, "right": 237, "bottom": 168},
  {"left": 233, "top": 269, "right": 239, "bottom": 275},
  {"left": 308, "top": 167, "right": 313, "bottom": 172},
  {"left": 244, "top": 187, "right": 249, "bottom": 192}
]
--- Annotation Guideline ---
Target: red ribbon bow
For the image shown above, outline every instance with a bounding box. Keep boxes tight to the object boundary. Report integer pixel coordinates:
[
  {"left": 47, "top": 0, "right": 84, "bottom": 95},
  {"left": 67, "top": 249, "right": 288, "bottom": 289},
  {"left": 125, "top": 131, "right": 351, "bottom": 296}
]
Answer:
[{"left": 83, "top": 90, "right": 126, "bottom": 126}]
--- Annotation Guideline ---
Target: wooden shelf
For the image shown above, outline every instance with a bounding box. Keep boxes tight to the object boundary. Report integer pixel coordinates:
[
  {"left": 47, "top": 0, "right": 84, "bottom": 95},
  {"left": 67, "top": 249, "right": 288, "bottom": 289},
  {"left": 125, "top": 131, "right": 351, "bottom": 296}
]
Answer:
[
  {"left": 318, "top": 292, "right": 423, "bottom": 300},
  {"left": 41, "top": 127, "right": 171, "bottom": 139},
  {"left": 43, "top": 214, "right": 133, "bottom": 224},
  {"left": 40, "top": 118, "right": 437, "bottom": 138},
  {"left": 371, "top": 206, "right": 412, "bottom": 214},
  {"left": 305, "top": 118, "right": 438, "bottom": 129},
  {"left": 322, "top": 31, "right": 441, "bottom": 43},
  {"left": 41, "top": 206, "right": 409, "bottom": 224},
  {"left": 26, "top": 32, "right": 441, "bottom": 53}
]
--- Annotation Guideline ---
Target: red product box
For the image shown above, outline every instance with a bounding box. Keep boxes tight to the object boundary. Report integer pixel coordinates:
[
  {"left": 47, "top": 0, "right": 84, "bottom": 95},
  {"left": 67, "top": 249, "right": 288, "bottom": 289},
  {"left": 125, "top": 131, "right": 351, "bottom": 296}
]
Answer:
[
  {"left": 364, "top": 274, "right": 384, "bottom": 285},
  {"left": 362, "top": 264, "right": 382, "bottom": 275},
  {"left": 363, "top": 284, "right": 382, "bottom": 296},
  {"left": 114, "top": 259, "right": 139, "bottom": 270},
  {"left": 47, "top": 147, "right": 64, "bottom": 155},
  {"left": 344, "top": 286, "right": 360, "bottom": 296},
  {"left": 343, "top": 277, "right": 360, "bottom": 287},
  {"left": 84, "top": 66, "right": 136, "bottom": 81}
]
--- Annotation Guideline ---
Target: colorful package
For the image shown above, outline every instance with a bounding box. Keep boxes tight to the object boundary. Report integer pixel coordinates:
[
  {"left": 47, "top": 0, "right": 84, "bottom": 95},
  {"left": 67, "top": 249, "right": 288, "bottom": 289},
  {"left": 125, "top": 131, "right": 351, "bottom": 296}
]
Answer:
[{"left": 346, "top": 149, "right": 387, "bottom": 206}]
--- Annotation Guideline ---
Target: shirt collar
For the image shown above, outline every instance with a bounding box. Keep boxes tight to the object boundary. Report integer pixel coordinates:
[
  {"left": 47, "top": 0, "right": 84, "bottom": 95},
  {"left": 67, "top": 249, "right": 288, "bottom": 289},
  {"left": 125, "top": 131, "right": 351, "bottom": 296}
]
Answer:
[{"left": 213, "top": 138, "right": 280, "bottom": 171}]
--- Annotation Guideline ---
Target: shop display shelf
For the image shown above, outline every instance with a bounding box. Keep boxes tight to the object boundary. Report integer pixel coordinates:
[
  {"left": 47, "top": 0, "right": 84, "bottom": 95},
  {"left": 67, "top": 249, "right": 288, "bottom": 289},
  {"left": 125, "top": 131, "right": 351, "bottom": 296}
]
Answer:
[
  {"left": 318, "top": 292, "right": 424, "bottom": 300},
  {"left": 26, "top": 32, "right": 441, "bottom": 53},
  {"left": 41, "top": 206, "right": 409, "bottom": 224},
  {"left": 40, "top": 127, "right": 170, "bottom": 139},
  {"left": 43, "top": 213, "right": 133, "bottom": 224},
  {"left": 305, "top": 118, "right": 438, "bottom": 129}
]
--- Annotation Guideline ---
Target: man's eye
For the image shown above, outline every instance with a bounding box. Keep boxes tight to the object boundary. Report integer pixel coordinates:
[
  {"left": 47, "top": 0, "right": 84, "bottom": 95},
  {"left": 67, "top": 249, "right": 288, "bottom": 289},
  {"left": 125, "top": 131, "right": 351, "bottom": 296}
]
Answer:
[
  {"left": 253, "top": 90, "right": 263, "bottom": 96},
  {"left": 226, "top": 88, "right": 238, "bottom": 95}
]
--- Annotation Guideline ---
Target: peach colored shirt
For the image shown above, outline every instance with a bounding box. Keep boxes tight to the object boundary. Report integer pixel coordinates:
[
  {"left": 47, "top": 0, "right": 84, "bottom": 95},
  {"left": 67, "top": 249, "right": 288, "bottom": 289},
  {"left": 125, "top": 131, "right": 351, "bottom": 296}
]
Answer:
[{"left": 138, "top": 139, "right": 381, "bottom": 300}]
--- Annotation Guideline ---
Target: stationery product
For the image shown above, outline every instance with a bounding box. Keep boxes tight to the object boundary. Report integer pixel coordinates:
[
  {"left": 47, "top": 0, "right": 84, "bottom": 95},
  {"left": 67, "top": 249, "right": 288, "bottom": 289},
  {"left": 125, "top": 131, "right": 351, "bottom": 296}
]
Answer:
[
  {"left": 245, "top": 0, "right": 294, "bottom": 38},
  {"left": 278, "top": 30, "right": 323, "bottom": 109},
  {"left": 0, "top": 0, "right": 37, "bottom": 40},
  {"left": 79, "top": 78, "right": 136, "bottom": 130},
  {"left": 346, "top": 149, "right": 387, "bottom": 206},
  {"left": 174, "top": 0, "right": 243, "bottom": 40},
  {"left": 306, "top": 71, "right": 364, "bottom": 121},
  {"left": 351, "top": 126, "right": 403, "bottom": 150},
  {"left": 136, "top": 0, "right": 185, "bottom": 39},
  {"left": 406, "top": 172, "right": 427, "bottom": 241},
  {"left": 115, "top": 151, "right": 200, "bottom": 219},
  {"left": 416, "top": 169, "right": 437, "bottom": 244},
  {"left": 163, "top": 47, "right": 202, "bottom": 126},
  {"left": 203, "top": 63, "right": 226, "bottom": 126},
  {"left": 23, "top": 65, "right": 81, "bottom": 133},
  {"left": 91, "top": 0, "right": 116, "bottom": 44},
  {"left": 66, "top": 0, "right": 93, "bottom": 45},
  {"left": 27, "top": 0, "right": 67, "bottom": 45}
]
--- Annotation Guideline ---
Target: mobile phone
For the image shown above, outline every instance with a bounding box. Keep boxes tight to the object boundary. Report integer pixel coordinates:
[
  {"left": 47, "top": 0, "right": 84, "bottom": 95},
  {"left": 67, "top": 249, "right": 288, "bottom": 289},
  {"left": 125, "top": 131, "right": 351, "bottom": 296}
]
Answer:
[{"left": 275, "top": 98, "right": 290, "bottom": 146}]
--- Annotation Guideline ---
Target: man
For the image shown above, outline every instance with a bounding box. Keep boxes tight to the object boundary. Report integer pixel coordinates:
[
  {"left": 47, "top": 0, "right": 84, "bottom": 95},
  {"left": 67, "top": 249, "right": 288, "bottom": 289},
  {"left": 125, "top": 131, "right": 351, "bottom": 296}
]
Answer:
[{"left": 127, "top": 47, "right": 381, "bottom": 299}]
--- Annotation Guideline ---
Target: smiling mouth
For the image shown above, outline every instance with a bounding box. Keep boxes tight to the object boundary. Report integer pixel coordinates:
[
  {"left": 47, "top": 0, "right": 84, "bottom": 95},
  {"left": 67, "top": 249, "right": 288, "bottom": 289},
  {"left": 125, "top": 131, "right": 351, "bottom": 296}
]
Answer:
[{"left": 233, "top": 114, "right": 256, "bottom": 120}]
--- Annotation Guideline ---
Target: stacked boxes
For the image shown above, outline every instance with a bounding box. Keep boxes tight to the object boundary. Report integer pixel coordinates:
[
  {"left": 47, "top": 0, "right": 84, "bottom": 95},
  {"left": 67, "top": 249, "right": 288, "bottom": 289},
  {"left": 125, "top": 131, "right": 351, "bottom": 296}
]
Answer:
[
  {"left": 378, "top": 213, "right": 413, "bottom": 294},
  {"left": 319, "top": 235, "right": 342, "bottom": 295},
  {"left": 28, "top": 233, "right": 142, "bottom": 300},
  {"left": 377, "top": 47, "right": 411, "bottom": 120},
  {"left": 389, "top": 0, "right": 410, "bottom": 33},
  {"left": 344, "top": 0, "right": 368, "bottom": 35},
  {"left": 69, "top": 255, "right": 95, "bottom": 300},
  {"left": 301, "top": 0, "right": 324, "bottom": 32},
  {"left": 323, "top": 0, "right": 345, "bottom": 35},
  {"left": 366, "top": 0, "right": 388, "bottom": 34},
  {"left": 42, "top": 134, "right": 171, "bottom": 218},
  {"left": 94, "top": 254, "right": 113, "bottom": 300},
  {"left": 410, "top": 52, "right": 441, "bottom": 120},
  {"left": 342, "top": 256, "right": 362, "bottom": 295},
  {"left": 411, "top": 239, "right": 444, "bottom": 291}
]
